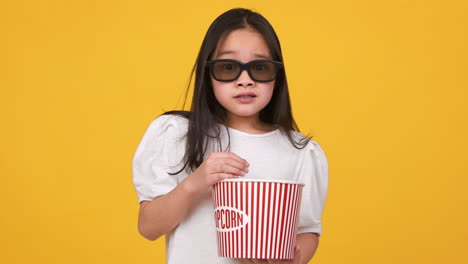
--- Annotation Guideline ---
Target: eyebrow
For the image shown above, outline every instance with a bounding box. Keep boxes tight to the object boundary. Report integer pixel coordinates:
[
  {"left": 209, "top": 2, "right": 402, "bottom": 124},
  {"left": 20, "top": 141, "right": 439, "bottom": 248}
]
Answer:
[
  {"left": 215, "top": 50, "right": 272, "bottom": 60},
  {"left": 253, "top": 53, "right": 272, "bottom": 60},
  {"left": 216, "top": 50, "right": 235, "bottom": 57}
]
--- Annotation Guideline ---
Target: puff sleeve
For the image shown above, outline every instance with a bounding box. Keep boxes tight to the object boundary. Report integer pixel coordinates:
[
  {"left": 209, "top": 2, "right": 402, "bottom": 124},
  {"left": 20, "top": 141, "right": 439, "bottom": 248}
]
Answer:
[
  {"left": 132, "top": 115, "right": 187, "bottom": 204},
  {"left": 297, "top": 140, "right": 329, "bottom": 236}
]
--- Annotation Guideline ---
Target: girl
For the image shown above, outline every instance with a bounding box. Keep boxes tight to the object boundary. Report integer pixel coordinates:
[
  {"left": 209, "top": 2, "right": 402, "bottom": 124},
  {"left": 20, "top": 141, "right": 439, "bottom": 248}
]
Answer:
[{"left": 132, "top": 8, "right": 328, "bottom": 264}]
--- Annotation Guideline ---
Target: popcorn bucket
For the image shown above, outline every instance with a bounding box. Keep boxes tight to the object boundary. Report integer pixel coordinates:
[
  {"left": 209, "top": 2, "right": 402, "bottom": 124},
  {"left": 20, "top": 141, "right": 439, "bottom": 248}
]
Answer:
[{"left": 212, "top": 179, "right": 304, "bottom": 259}]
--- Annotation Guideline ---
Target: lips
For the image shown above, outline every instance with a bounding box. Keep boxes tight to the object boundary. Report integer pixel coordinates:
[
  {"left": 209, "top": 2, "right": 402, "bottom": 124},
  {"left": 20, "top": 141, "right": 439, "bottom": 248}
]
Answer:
[
  {"left": 234, "top": 92, "right": 256, "bottom": 103},
  {"left": 234, "top": 92, "right": 257, "bottom": 98}
]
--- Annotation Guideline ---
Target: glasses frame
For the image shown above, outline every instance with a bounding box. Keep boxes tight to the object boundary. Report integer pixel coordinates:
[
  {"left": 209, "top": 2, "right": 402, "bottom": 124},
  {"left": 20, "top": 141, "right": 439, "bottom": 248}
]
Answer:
[{"left": 207, "top": 59, "right": 283, "bottom": 82}]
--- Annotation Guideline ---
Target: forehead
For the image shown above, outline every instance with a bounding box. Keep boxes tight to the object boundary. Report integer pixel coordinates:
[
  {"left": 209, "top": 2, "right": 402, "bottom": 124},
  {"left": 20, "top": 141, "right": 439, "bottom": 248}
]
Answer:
[{"left": 212, "top": 28, "right": 272, "bottom": 59}]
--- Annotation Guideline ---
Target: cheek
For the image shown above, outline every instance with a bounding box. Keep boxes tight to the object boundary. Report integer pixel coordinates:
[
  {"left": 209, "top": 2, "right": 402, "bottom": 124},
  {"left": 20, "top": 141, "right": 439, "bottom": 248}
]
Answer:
[
  {"left": 211, "top": 78, "right": 221, "bottom": 97},
  {"left": 211, "top": 80, "right": 229, "bottom": 103},
  {"left": 263, "top": 82, "right": 275, "bottom": 100},
  {"left": 257, "top": 82, "right": 275, "bottom": 109}
]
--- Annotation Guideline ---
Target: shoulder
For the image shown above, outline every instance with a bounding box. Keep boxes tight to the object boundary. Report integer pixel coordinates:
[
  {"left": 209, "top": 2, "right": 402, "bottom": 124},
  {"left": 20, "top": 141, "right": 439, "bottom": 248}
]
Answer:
[
  {"left": 146, "top": 113, "right": 189, "bottom": 140},
  {"left": 151, "top": 112, "right": 189, "bottom": 128},
  {"left": 304, "top": 139, "right": 328, "bottom": 172},
  {"left": 306, "top": 139, "right": 325, "bottom": 153},
  {"left": 286, "top": 132, "right": 329, "bottom": 182},
  {"left": 286, "top": 130, "right": 327, "bottom": 157}
]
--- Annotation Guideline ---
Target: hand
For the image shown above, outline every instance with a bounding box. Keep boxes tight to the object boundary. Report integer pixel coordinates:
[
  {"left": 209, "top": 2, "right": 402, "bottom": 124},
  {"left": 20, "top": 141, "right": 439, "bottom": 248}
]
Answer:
[
  {"left": 237, "top": 246, "right": 302, "bottom": 264},
  {"left": 184, "top": 152, "right": 250, "bottom": 194}
]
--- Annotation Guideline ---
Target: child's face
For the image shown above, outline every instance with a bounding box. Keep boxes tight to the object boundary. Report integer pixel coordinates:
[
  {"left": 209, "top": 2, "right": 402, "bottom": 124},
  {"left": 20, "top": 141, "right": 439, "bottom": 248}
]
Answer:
[{"left": 210, "top": 28, "right": 275, "bottom": 125}]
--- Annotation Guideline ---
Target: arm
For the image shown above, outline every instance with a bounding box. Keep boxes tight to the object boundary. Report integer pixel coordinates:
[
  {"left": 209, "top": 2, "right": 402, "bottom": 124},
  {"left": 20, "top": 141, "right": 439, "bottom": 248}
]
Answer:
[
  {"left": 295, "top": 141, "right": 327, "bottom": 263},
  {"left": 137, "top": 152, "right": 250, "bottom": 241},
  {"left": 137, "top": 179, "right": 200, "bottom": 241},
  {"left": 242, "top": 233, "right": 319, "bottom": 264},
  {"left": 296, "top": 233, "right": 320, "bottom": 264}
]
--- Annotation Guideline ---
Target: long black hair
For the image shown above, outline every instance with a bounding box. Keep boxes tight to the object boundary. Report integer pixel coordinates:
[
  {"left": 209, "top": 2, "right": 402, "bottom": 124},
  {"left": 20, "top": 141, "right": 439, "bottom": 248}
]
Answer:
[{"left": 164, "top": 8, "right": 310, "bottom": 175}]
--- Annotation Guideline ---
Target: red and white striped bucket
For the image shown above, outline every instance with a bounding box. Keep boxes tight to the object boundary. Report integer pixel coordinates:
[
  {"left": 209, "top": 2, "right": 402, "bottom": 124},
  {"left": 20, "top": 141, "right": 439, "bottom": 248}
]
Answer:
[{"left": 212, "top": 179, "right": 304, "bottom": 259}]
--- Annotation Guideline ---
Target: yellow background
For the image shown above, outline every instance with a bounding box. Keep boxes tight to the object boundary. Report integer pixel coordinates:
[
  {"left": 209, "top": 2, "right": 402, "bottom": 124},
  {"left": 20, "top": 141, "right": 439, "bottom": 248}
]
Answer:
[{"left": 1, "top": 0, "right": 467, "bottom": 263}]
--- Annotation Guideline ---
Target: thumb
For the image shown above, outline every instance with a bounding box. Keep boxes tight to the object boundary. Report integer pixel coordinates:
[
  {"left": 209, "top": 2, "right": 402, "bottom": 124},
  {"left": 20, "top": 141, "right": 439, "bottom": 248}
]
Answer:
[{"left": 294, "top": 245, "right": 302, "bottom": 263}]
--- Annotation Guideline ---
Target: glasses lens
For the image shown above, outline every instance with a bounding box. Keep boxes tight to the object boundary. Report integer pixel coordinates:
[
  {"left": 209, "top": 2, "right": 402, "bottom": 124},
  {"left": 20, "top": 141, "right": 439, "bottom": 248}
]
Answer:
[
  {"left": 212, "top": 61, "right": 240, "bottom": 81},
  {"left": 249, "top": 61, "right": 278, "bottom": 81}
]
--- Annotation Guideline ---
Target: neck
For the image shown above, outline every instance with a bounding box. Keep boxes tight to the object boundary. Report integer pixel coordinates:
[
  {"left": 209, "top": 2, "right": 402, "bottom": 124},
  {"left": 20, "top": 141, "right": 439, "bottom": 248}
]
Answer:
[{"left": 226, "top": 114, "right": 275, "bottom": 134}]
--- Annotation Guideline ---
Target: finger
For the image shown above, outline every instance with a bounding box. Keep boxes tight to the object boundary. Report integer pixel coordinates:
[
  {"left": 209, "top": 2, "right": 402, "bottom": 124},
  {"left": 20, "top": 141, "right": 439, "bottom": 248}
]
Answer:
[
  {"left": 214, "top": 159, "right": 248, "bottom": 176},
  {"left": 225, "top": 158, "right": 250, "bottom": 172},
  {"left": 293, "top": 245, "right": 302, "bottom": 264},
  {"left": 266, "top": 259, "right": 284, "bottom": 264},
  {"left": 217, "top": 152, "right": 250, "bottom": 167},
  {"left": 215, "top": 172, "right": 239, "bottom": 182},
  {"left": 220, "top": 163, "right": 248, "bottom": 176},
  {"left": 294, "top": 245, "right": 300, "bottom": 253}
]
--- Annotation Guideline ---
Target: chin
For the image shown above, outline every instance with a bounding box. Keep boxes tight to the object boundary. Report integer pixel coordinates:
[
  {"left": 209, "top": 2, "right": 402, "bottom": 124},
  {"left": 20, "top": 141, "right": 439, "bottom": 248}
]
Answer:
[{"left": 229, "top": 111, "right": 260, "bottom": 118}]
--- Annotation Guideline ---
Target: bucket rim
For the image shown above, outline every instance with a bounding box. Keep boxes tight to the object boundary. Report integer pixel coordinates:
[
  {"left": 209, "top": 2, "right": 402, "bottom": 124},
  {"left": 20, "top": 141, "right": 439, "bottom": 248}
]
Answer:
[{"left": 219, "top": 178, "right": 305, "bottom": 186}]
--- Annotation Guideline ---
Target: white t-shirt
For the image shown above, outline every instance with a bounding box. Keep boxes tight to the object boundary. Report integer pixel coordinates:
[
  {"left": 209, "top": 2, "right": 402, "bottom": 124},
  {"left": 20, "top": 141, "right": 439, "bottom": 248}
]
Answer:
[{"left": 132, "top": 114, "right": 328, "bottom": 264}]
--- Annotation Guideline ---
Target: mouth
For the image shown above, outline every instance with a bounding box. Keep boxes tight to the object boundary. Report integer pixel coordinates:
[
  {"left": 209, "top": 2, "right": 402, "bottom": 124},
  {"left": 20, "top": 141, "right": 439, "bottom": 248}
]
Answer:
[{"left": 234, "top": 92, "right": 257, "bottom": 99}]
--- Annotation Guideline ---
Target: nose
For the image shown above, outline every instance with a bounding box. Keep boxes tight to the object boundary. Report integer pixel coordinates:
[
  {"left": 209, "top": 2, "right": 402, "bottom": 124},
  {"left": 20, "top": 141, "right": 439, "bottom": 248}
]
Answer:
[{"left": 236, "top": 69, "right": 254, "bottom": 87}]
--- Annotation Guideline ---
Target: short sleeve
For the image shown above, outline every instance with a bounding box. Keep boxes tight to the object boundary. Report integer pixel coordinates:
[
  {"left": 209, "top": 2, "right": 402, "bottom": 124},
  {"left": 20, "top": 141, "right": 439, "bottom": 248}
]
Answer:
[
  {"left": 132, "top": 115, "right": 188, "bottom": 204},
  {"left": 297, "top": 140, "right": 329, "bottom": 236}
]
